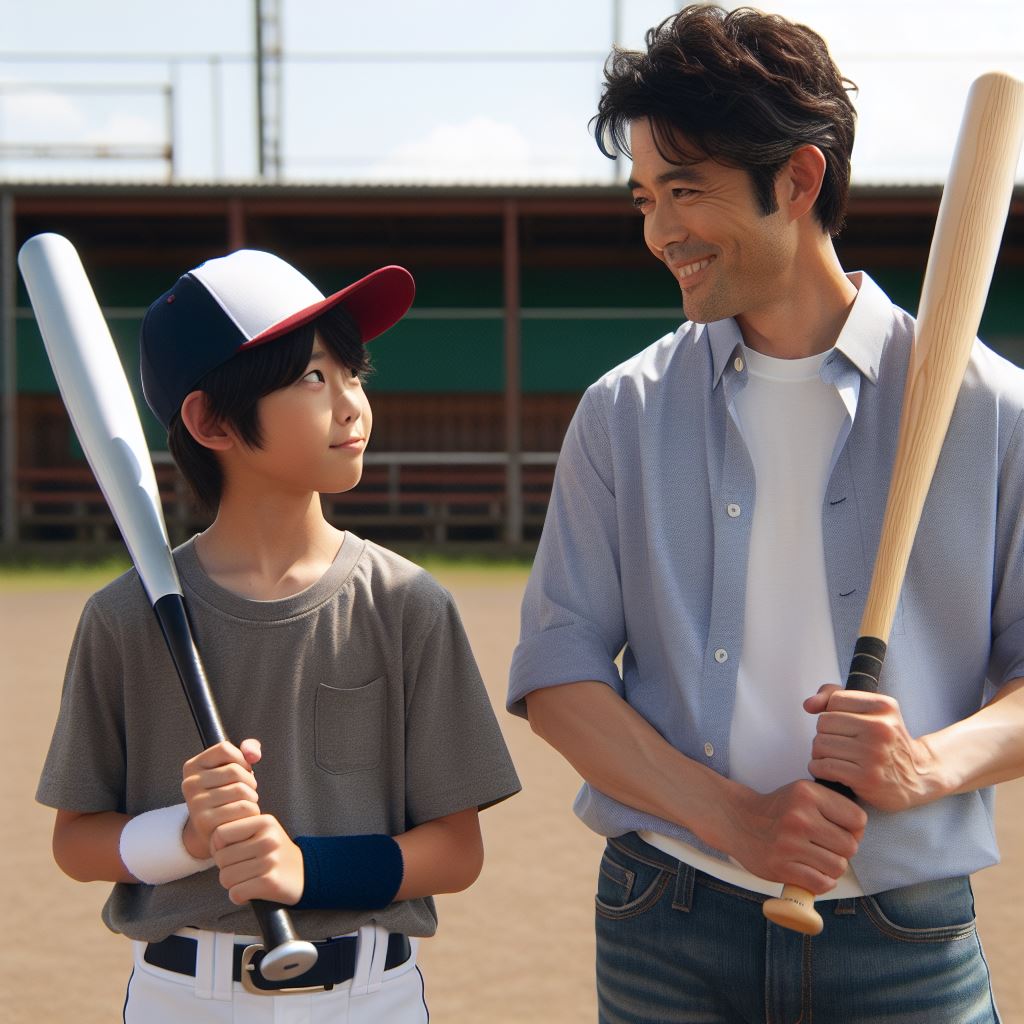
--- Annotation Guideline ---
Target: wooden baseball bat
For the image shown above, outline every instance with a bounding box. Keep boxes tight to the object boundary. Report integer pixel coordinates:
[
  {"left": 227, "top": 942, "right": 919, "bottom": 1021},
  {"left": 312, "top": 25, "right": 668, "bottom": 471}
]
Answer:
[
  {"left": 18, "top": 232, "right": 318, "bottom": 981},
  {"left": 762, "top": 71, "right": 1024, "bottom": 935}
]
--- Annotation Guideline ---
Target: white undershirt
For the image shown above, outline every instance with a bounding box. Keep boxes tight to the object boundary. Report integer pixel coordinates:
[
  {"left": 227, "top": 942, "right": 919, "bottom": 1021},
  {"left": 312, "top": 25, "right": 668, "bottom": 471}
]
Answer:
[{"left": 642, "top": 344, "right": 863, "bottom": 898}]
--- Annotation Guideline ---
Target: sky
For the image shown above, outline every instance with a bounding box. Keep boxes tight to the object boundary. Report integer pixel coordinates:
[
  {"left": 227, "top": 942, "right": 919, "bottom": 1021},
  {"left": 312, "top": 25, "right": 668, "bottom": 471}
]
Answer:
[{"left": 0, "top": 0, "right": 1021, "bottom": 186}]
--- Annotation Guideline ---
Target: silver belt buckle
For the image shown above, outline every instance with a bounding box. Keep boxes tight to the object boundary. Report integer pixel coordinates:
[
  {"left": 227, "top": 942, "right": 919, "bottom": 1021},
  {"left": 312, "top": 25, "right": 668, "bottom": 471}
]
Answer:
[{"left": 239, "top": 944, "right": 329, "bottom": 996}]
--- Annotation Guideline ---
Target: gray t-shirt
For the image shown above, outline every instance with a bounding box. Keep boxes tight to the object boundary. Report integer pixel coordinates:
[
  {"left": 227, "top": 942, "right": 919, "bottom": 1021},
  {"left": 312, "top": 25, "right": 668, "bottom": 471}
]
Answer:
[{"left": 37, "top": 533, "right": 520, "bottom": 942}]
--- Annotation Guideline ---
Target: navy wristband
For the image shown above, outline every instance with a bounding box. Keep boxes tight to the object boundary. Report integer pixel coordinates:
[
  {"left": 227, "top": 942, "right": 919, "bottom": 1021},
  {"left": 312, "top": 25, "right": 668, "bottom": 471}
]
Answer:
[{"left": 293, "top": 834, "right": 404, "bottom": 911}]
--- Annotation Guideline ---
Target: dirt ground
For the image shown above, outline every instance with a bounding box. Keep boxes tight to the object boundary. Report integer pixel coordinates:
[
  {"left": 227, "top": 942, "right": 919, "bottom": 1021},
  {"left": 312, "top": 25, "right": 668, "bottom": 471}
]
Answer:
[{"left": 2, "top": 567, "right": 1022, "bottom": 1023}]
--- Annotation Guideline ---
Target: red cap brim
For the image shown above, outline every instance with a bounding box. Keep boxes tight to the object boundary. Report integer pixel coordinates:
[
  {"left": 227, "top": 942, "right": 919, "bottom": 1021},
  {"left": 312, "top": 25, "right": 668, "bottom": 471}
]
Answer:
[{"left": 245, "top": 265, "right": 415, "bottom": 348}]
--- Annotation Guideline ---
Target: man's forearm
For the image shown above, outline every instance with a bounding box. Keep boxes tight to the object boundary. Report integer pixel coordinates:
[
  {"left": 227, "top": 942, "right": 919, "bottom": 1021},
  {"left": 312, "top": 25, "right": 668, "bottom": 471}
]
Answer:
[
  {"left": 924, "top": 676, "right": 1024, "bottom": 796},
  {"left": 525, "top": 681, "right": 737, "bottom": 851},
  {"left": 529, "top": 681, "right": 868, "bottom": 892}
]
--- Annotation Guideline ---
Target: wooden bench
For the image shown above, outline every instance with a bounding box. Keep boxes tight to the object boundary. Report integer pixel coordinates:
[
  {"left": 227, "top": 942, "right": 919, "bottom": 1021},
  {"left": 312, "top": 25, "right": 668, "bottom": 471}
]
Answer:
[
  {"left": 17, "top": 460, "right": 556, "bottom": 544},
  {"left": 16, "top": 464, "right": 192, "bottom": 542},
  {"left": 323, "top": 462, "right": 555, "bottom": 542}
]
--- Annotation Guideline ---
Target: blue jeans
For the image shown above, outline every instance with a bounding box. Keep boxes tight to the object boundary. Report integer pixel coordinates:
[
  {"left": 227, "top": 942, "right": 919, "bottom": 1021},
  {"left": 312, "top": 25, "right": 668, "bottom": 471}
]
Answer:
[{"left": 595, "top": 831, "right": 1001, "bottom": 1024}]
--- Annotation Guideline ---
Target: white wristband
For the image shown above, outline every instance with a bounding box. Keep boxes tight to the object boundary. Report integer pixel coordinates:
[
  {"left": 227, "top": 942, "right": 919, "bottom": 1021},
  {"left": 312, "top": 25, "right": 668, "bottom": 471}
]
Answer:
[{"left": 119, "top": 803, "right": 215, "bottom": 885}]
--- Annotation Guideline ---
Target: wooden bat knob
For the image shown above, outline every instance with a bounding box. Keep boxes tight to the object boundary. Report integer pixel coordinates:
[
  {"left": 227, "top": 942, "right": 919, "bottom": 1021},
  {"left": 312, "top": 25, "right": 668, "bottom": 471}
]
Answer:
[
  {"left": 760, "top": 648, "right": 869, "bottom": 937},
  {"left": 762, "top": 886, "right": 824, "bottom": 935}
]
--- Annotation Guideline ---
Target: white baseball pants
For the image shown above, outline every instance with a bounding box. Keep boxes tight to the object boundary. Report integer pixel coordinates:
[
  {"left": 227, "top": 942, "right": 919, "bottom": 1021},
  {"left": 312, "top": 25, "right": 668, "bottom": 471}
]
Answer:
[{"left": 123, "top": 925, "right": 429, "bottom": 1023}]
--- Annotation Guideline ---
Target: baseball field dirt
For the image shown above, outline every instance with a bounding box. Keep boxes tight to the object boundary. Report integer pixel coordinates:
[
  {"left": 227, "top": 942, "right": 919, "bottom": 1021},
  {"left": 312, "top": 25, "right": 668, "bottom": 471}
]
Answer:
[{"left": 2, "top": 564, "right": 1021, "bottom": 1022}]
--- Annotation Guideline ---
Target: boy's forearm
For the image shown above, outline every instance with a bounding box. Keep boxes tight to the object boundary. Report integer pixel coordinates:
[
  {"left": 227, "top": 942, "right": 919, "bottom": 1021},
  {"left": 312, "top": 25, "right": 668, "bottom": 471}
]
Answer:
[
  {"left": 393, "top": 808, "right": 484, "bottom": 900},
  {"left": 923, "top": 676, "right": 1024, "bottom": 796},
  {"left": 53, "top": 809, "right": 135, "bottom": 883}
]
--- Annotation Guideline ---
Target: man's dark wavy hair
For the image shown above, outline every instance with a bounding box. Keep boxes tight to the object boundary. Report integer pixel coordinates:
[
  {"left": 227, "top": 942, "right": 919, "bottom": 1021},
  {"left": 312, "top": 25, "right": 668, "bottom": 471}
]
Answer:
[{"left": 592, "top": 4, "right": 857, "bottom": 236}]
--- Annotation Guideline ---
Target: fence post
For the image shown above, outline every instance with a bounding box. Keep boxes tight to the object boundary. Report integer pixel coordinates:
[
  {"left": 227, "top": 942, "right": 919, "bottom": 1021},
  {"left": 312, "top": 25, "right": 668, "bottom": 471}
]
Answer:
[
  {"left": 503, "top": 199, "right": 522, "bottom": 545},
  {"left": 1, "top": 192, "right": 16, "bottom": 545}
]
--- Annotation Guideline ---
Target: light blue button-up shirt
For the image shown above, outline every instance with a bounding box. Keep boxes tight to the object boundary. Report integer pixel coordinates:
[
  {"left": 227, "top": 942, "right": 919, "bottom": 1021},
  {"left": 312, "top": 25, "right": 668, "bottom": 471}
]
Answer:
[{"left": 508, "top": 273, "right": 1024, "bottom": 893}]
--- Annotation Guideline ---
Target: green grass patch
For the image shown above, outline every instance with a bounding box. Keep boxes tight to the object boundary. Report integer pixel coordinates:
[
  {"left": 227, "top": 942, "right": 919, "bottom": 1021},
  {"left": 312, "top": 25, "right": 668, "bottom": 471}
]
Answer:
[
  {"left": 0, "top": 545, "right": 534, "bottom": 591},
  {"left": 0, "top": 556, "right": 131, "bottom": 591},
  {"left": 396, "top": 546, "right": 535, "bottom": 576}
]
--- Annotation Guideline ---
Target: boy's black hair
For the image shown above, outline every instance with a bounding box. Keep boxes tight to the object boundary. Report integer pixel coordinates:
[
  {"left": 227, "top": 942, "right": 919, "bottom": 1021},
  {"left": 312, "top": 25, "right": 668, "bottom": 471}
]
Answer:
[
  {"left": 592, "top": 4, "right": 858, "bottom": 236},
  {"left": 167, "top": 304, "right": 369, "bottom": 514}
]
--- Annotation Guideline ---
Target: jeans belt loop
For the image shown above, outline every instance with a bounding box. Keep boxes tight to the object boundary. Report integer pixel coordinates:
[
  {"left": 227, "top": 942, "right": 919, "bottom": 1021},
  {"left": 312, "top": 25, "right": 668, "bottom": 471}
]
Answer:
[{"left": 833, "top": 896, "right": 858, "bottom": 917}]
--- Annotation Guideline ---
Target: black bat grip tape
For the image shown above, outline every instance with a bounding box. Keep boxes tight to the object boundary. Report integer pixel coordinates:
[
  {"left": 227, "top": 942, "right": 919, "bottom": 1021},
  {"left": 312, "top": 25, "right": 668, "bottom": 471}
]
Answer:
[
  {"left": 152, "top": 593, "right": 306, "bottom": 966},
  {"left": 153, "top": 594, "right": 228, "bottom": 746},
  {"left": 818, "top": 635, "right": 888, "bottom": 801},
  {"left": 252, "top": 900, "right": 302, "bottom": 952}
]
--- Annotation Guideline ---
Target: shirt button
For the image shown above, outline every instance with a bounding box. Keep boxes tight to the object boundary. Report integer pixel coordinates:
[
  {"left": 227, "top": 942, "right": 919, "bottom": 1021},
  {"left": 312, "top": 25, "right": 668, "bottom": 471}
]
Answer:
[
  {"left": 704, "top": 742, "right": 715, "bottom": 758},
  {"left": 734, "top": 356, "right": 744, "bottom": 372},
  {"left": 714, "top": 648, "right": 728, "bottom": 663},
  {"left": 726, "top": 503, "right": 741, "bottom": 518}
]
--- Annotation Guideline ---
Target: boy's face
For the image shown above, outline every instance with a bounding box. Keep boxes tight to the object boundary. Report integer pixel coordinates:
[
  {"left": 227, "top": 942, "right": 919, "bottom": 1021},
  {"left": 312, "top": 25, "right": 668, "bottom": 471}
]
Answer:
[
  {"left": 232, "top": 337, "right": 372, "bottom": 497},
  {"left": 628, "top": 117, "right": 795, "bottom": 327}
]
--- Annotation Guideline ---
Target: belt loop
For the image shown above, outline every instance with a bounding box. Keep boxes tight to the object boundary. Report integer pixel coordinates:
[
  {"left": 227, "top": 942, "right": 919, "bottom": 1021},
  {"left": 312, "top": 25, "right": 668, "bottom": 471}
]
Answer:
[
  {"left": 833, "top": 897, "right": 857, "bottom": 917},
  {"left": 366, "top": 925, "right": 390, "bottom": 994},
  {"left": 193, "top": 929, "right": 215, "bottom": 1000},
  {"left": 671, "top": 861, "right": 695, "bottom": 912},
  {"left": 350, "top": 924, "right": 376, "bottom": 997},
  {"left": 212, "top": 931, "right": 235, "bottom": 1000}
]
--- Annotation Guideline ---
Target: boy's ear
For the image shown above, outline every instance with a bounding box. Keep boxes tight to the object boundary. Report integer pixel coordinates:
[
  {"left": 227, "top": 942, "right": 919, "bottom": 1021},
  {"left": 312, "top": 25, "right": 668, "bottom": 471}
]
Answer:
[{"left": 179, "top": 391, "right": 234, "bottom": 451}]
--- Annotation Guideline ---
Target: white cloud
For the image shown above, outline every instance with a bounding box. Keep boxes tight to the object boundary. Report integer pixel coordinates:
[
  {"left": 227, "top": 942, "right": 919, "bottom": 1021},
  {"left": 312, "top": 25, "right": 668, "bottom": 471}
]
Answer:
[
  {"left": 369, "top": 116, "right": 533, "bottom": 182},
  {"left": 0, "top": 87, "right": 85, "bottom": 140},
  {"left": 92, "top": 112, "right": 162, "bottom": 144},
  {"left": 359, "top": 115, "right": 610, "bottom": 184}
]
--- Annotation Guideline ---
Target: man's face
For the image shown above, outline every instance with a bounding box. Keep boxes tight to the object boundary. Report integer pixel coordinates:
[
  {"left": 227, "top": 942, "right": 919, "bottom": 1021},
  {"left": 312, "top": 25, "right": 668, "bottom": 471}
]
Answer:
[{"left": 628, "top": 118, "right": 796, "bottom": 326}]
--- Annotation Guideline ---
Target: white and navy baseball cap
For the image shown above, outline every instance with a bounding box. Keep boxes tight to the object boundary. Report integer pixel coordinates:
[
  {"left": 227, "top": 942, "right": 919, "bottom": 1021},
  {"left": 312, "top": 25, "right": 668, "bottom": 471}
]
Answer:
[{"left": 141, "top": 249, "right": 415, "bottom": 428}]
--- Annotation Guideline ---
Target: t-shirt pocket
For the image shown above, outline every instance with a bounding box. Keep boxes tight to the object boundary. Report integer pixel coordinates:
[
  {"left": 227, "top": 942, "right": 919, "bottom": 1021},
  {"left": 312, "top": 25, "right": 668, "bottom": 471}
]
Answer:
[{"left": 314, "top": 676, "right": 386, "bottom": 775}]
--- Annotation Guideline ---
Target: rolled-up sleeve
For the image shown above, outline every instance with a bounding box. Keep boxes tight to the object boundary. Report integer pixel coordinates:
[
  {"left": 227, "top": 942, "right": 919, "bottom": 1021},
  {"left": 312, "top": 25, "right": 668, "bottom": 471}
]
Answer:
[{"left": 507, "top": 386, "right": 627, "bottom": 717}]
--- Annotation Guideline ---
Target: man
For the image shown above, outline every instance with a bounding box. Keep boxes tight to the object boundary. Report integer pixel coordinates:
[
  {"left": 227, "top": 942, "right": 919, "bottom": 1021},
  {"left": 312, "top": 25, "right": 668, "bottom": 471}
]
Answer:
[{"left": 507, "top": 6, "right": 1024, "bottom": 1022}]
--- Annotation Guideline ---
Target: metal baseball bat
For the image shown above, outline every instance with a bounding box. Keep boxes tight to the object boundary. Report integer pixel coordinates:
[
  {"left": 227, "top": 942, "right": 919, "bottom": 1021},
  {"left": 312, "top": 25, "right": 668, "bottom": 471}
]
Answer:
[
  {"left": 761, "top": 72, "right": 1024, "bottom": 935},
  {"left": 18, "top": 232, "right": 318, "bottom": 980}
]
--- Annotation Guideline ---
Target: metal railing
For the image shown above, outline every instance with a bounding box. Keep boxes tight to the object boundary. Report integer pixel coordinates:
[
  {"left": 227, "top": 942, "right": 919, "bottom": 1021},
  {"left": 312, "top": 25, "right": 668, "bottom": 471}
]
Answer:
[
  {"left": 15, "top": 451, "right": 559, "bottom": 546},
  {"left": 0, "top": 48, "right": 617, "bottom": 184},
  {"left": 0, "top": 80, "right": 174, "bottom": 176},
  {"left": 2, "top": 42, "right": 1021, "bottom": 185}
]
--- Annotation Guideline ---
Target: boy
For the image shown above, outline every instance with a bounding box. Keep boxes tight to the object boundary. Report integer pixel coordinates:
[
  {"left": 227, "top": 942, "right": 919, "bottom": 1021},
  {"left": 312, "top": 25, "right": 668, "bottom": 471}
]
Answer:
[{"left": 37, "top": 249, "right": 521, "bottom": 1023}]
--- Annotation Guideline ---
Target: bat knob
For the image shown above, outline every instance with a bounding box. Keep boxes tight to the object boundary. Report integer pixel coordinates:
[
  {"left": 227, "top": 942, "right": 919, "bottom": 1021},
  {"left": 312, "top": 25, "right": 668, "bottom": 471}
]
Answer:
[
  {"left": 762, "top": 886, "right": 824, "bottom": 936},
  {"left": 256, "top": 938, "right": 319, "bottom": 981}
]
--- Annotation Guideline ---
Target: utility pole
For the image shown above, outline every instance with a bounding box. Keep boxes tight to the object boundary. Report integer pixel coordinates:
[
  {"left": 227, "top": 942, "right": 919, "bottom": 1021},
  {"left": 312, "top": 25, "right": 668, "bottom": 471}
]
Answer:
[
  {"left": 254, "top": 0, "right": 283, "bottom": 180},
  {"left": 611, "top": 0, "right": 626, "bottom": 183}
]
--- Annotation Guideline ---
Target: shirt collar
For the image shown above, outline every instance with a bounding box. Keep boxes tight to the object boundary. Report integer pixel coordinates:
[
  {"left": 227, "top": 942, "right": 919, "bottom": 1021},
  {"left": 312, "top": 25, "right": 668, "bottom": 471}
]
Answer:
[
  {"left": 706, "top": 317, "right": 746, "bottom": 389},
  {"left": 830, "top": 271, "right": 892, "bottom": 385},
  {"left": 704, "top": 270, "right": 894, "bottom": 390}
]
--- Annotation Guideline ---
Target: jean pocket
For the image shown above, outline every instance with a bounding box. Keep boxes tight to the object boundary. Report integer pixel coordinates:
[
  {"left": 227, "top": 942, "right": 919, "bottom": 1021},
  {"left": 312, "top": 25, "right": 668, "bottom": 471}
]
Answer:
[
  {"left": 314, "top": 676, "right": 386, "bottom": 775},
  {"left": 861, "top": 876, "right": 977, "bottom": 942},
  {"left": 595, "top": 844, "right": 673, "bottom": 921}
]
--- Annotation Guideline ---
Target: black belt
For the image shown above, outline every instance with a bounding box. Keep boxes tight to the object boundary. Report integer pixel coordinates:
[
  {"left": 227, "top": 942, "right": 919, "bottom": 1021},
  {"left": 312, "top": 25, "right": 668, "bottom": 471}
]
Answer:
[{"left": 144, "top": 931, "right": 411, "bottom": 993}]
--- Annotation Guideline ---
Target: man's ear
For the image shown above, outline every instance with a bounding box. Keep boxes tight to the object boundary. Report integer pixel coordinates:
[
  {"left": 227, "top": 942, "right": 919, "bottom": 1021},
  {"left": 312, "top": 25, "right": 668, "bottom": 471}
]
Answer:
[
  {"left": 780, "top": 144, "right": 826, "bottom": 223},
  {"left": 179, "top": 391, "right": 234, "bottom": 451}
]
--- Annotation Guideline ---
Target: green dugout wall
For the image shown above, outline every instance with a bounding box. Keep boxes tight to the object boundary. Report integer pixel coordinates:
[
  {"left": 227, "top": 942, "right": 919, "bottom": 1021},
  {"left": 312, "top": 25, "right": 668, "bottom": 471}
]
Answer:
[
  {"left": 3, "top": 184, "right": 1023, "bottom": 544},
  {"left": 14, "top": 264, "right": 1024, "bottom": 400}
]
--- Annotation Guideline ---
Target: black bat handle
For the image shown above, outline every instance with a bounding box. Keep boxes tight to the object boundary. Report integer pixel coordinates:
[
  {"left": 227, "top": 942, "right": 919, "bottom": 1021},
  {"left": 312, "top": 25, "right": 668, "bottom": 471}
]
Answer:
[
  {"left": 153, "top": 594, "right": 228, "bottom": 746},
  {"left": 152, "top": 593, "right": 318, "bottom": 981},
  {"left": 762, "top": 635, "right": 890, "bottom": 933},
  {"left": 817, "top": 635, "right": 888, "bottom": 801}
]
